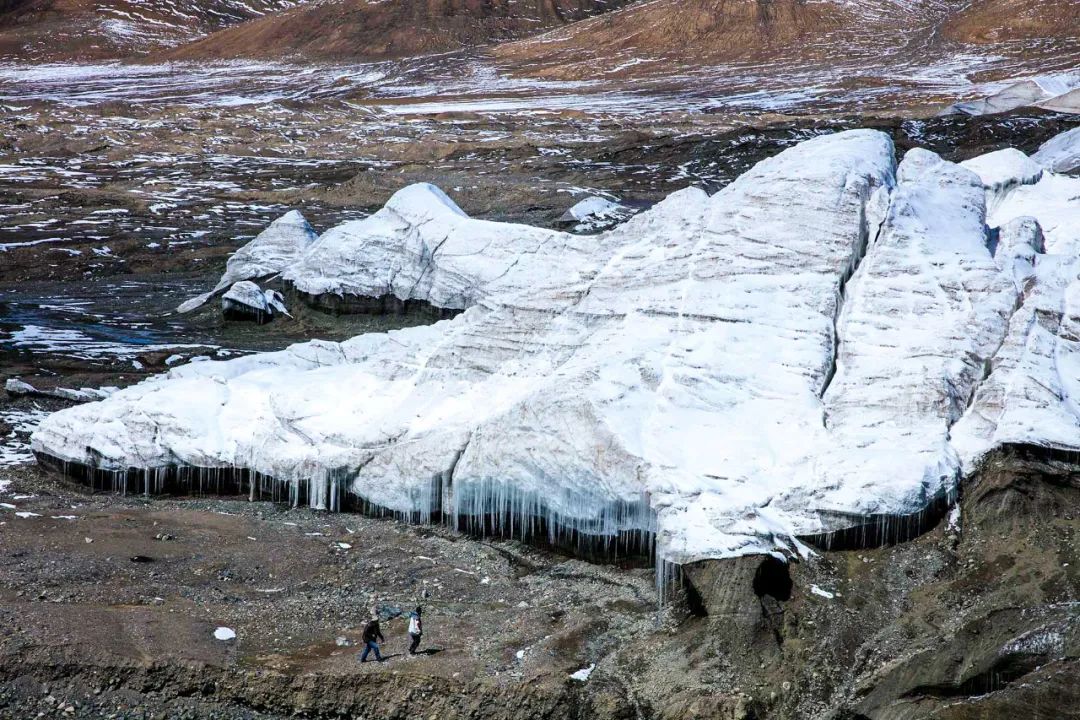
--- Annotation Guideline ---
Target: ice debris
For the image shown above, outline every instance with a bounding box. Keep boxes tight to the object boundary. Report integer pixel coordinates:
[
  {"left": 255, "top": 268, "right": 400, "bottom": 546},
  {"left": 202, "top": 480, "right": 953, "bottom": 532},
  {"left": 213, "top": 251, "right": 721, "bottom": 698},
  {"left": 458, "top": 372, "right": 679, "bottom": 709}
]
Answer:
[
  {"left": 221, "top": 281, "right": 290, "bottom": 323},
  {"left": 178, "top": 210, "right": 316, "bottom": 313},
  {"left": 213, "top": 627, "right": 236, "bottom": 641},
  {"left": 556, "top": 195, "right": 635, "bottom": 233},
  {"left": 5, "top": 378, "right": 117, "bottom": 403},
  {"left": 570, "top": 664, "right": 595, "bottom": 681}
]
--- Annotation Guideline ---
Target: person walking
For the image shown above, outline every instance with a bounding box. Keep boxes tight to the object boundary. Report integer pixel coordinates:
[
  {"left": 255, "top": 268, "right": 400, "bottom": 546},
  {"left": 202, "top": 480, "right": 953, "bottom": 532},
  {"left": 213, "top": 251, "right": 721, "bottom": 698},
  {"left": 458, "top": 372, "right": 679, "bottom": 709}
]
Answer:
[
  {"left": 360, "top": 617, "right": 385, "bottom": 663},
  {"left": 407, "top": 606, "right": 423, "bottom": 655}
]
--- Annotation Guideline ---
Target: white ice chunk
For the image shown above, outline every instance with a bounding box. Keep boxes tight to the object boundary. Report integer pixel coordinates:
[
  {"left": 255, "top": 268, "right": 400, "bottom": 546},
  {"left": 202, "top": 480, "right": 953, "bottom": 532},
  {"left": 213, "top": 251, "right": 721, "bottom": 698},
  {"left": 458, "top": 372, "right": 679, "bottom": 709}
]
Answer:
[
  {"left": 179, "top": 210, "right": 316, "bottom": 313},
  {"left": 960, "top": 148, "right": 1043, "bottom": 213},
  {"left": 570, "top": 664, "right": 595, "bottom": 681},
  {"left": 1037, "top": 89, "right": 1080, "bottom": 115},
  {"left": 557, "top": 196, "right": 634, "bottom": 232},
  {"left": 947, "top": 80, "right": 1052, "bottom": 116},
  {"left": 5, "top": 378, "right": 117, "bottom": 403},
  {"left": 1032, "top": 127, "right": 1080, "bottom": 174},
  {"left": 283, "top": 183, "right": 584, "bottom": 310},
  {"left": 213, "top": 627, "right": 237, "bottom": 641}
]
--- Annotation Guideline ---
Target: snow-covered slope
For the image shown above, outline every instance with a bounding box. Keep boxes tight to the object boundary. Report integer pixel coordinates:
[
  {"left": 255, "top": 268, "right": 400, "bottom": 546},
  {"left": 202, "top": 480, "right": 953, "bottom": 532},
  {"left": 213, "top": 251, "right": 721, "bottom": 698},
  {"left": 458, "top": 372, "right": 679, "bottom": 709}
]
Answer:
[{"left": 31, "top": 130, "right": 1080, "bottom": 566}]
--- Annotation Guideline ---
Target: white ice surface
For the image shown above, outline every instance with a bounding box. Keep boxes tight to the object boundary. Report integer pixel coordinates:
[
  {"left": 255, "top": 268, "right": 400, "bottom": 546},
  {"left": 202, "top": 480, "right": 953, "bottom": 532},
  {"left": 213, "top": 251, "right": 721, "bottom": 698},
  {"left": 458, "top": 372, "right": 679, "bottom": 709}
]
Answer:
[
  {"left": 960, "top": 148, "right": 1044, "bottom": 196},
  {"left": 179, "top": 210, "right": 316, "bottom": 313},
  {"left": 1033, "top": 127, "right": 1080, "bottom": 175},
  {"left": 31, "top": 130, "right": 1080, "bottom": 564},
  {"left": 558, "top": 196, "right": 634, "bottom": 232},
  {"left": 282, "top": 183, "right": 584, "bottom": 310},
  {"left": 570, "top": 664, "right": 596, "bottom": 681},
  {"left": 987, "top": 173, "right": 1080, "bottom": 256},
  {"left": 813, "top": 149, "right": 1015, "bottom": 520},
  {"left": 564, "top": 196, "right": 623, "bottom": 221},
  {"left": 221, "top": 280, "right": 289, "bottom": 318},
  {"left": 213, "top": 627, "right": 237, "bottom": 641}
]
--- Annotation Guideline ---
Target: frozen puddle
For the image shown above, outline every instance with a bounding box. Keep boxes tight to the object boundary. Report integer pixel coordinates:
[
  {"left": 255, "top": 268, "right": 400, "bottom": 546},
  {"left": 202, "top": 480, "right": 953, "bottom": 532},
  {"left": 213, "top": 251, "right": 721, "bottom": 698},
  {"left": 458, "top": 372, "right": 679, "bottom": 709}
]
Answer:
[
  {"left": 0, "top": 293, "right": 215, "bottom": 361},
  {"left": 4, "top": 323, "right": 208, "bottom": 360}
]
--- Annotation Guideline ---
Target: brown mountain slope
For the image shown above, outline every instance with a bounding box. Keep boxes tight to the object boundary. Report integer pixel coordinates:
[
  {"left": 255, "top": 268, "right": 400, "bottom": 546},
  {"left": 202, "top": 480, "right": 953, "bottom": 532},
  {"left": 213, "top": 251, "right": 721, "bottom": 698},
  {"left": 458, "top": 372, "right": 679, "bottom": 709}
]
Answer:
[
  {"left": 491, "top": 0, "right": 935, "bottom": 79},
  {"left": 164, "top": 0, "right": 635, "bottom": 62},
  {"left": 0, "top": 0, "right": 306, "bottom": 61},
  {"left": 942, "top": 0, "right": 1080, "bottom": 44},
  {"left": 491, "top": 0, "right": 1080, "bottom": 83}
]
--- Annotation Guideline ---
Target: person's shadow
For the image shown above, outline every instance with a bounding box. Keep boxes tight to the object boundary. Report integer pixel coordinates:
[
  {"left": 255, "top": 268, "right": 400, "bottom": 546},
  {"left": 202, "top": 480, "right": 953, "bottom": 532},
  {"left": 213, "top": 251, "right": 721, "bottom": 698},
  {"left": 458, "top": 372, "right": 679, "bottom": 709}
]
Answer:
[
  {"left": 359, "top": 652, "right": 401, "bottom": 663},
  {"left": 412, "top": 648, "right": 444, "bottom": 656}
]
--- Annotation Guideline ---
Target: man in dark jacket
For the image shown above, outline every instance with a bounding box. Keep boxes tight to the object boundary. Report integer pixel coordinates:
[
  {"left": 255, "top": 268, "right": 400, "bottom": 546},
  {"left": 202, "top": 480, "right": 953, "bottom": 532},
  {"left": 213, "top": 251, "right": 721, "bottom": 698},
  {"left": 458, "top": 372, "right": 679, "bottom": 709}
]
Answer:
[
  {"left": 360, "top": 617, "right": 385, "bottom": 663},
  {"left": 407, "top": 606, "right": 423, "bottom": 655}
]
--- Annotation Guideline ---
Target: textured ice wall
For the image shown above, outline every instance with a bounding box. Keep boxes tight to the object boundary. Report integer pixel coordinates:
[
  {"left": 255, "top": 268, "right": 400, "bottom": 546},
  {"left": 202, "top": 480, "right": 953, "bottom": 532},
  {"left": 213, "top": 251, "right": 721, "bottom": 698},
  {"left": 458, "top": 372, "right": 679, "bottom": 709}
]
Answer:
[
  {"left": 32, "top": 130, "right": 1080, "bottom": 565},
  {"left": 281, "top": 183, "right": 580, "bottom": 310},
  {"left": 812, "top": 149, "right": 1016, "bottom": 519}
]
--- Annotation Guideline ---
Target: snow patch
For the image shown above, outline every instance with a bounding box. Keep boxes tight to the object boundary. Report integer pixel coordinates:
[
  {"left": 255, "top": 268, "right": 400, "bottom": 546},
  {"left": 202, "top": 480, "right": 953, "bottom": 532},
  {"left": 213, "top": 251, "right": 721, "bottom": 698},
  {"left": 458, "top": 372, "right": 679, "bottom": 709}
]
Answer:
[
  {"left": 213, "top": 627, "right": 237, "bottom": 641},
  {"left": 570, "top": 664, "right": 595, "bottom": 681}
]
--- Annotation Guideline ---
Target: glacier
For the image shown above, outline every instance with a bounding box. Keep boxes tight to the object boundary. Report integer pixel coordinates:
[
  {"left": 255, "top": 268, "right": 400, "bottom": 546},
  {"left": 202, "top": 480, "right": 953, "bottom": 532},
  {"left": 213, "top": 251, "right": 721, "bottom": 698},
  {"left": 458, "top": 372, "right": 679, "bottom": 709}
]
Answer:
[
  {"left": 177, "top": 209, "right": 317, "bottom": 313},
  {"left": 31, "top": 129, "right": 1080, "bottom": 568}
]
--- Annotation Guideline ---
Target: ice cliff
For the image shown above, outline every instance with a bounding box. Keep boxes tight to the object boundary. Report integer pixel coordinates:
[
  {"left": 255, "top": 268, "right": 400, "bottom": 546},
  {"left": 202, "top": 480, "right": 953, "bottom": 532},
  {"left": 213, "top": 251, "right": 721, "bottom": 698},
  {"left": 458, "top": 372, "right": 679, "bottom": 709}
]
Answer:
[{"left": 32, "top": 129, "right": 1080, "bottom": 566}]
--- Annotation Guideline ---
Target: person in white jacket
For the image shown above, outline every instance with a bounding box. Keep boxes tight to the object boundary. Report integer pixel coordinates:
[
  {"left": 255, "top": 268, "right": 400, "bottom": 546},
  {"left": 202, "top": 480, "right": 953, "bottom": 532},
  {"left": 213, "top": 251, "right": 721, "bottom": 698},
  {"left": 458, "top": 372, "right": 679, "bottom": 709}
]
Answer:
[{"left": 407, "top": 606, "right": 423, "bottom": 655}]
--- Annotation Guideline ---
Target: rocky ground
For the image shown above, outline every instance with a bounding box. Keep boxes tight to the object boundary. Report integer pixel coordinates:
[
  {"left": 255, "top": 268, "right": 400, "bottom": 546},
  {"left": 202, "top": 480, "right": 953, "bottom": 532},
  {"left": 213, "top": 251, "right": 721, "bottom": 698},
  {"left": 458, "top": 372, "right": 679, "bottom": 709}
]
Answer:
[
  {"left": 1, "top": 442, "right": 1077, "bottom": 719},
  {"left": 3, "top": 81, "right": 1074, "bottom": 287}
]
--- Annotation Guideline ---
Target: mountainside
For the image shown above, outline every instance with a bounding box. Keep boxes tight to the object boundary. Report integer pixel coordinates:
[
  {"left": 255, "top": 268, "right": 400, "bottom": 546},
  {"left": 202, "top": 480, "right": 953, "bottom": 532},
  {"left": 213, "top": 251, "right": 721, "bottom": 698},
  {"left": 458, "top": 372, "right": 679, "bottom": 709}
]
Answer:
[
  {"left": 164, "top": 0, "right": 635, "bottom": 62},
  {"left": 491, "top": 0, "right": 930, "bottom": 78},
  {"left": 0, "top": 0, "right": 306, "bottom": 60},
  {"left": 492, "top": 0, "right": 1080, "bottom": 82}
]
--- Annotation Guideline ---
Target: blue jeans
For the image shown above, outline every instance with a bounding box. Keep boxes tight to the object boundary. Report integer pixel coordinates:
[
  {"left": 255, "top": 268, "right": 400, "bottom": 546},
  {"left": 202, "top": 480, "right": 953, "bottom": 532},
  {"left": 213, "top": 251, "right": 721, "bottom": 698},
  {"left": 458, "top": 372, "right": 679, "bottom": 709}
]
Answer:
[{"left": 360, "top": 641, "right": 382, "bottom": 662}]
